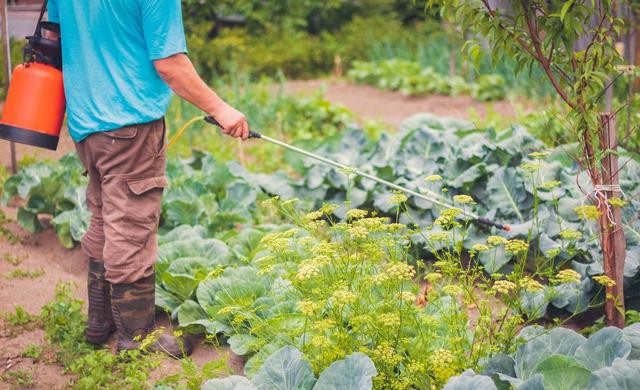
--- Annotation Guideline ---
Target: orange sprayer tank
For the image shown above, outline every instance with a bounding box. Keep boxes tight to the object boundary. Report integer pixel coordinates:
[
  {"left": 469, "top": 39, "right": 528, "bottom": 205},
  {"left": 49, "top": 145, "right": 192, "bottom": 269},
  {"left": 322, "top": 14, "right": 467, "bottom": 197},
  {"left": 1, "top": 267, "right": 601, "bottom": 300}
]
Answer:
[{"left": 0, "top": 21, "right": 65, "bottom": 151}]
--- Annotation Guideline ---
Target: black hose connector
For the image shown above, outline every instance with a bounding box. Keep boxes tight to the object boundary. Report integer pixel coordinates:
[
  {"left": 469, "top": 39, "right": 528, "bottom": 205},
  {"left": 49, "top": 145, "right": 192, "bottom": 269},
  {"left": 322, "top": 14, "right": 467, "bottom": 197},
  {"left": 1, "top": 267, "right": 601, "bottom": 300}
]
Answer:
[
  {"left": 476, "top": 217, "right": 511, "bottom": 232},
  {"left": 203, "top": 116, "right": 261, "bottom": 139}
]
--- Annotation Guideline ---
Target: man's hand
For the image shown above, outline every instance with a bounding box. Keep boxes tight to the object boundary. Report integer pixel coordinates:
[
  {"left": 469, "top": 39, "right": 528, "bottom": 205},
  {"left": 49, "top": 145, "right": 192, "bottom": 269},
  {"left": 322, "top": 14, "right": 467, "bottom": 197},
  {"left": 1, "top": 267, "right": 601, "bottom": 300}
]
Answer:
[
  {"left": 210, "top": 102, "right": 249, "bottom": 140},
  {"left": 153, "top": 54, "right": 250, "bottom": 140}
]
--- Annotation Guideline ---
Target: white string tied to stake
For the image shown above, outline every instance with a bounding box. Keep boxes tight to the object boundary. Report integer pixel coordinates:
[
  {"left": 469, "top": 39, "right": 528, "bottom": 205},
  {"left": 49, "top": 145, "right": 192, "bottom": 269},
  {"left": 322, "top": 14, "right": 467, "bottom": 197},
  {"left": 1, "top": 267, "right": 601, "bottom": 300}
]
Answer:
[{"left": 583, "top": 184, "right": 625, "bottom": 226}]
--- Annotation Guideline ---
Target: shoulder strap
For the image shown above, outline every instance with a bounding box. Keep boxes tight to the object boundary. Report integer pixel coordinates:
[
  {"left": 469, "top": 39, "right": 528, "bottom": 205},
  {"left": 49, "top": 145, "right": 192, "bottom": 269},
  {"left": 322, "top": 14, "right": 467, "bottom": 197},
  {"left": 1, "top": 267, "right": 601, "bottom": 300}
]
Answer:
[{"left": 34, "top": 0, "right": 49, "bottom": 38}]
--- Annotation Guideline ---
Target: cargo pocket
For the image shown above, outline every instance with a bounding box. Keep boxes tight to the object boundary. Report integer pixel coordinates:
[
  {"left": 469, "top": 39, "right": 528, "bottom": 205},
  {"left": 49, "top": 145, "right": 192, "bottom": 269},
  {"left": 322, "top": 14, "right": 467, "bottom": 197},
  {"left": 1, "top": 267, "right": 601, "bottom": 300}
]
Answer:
[
  {"left": 103, "top": 125, "right": 138, "bottom": 139},
  {"left": 124, "top": 176, "right": 168, "bottom": 244}
]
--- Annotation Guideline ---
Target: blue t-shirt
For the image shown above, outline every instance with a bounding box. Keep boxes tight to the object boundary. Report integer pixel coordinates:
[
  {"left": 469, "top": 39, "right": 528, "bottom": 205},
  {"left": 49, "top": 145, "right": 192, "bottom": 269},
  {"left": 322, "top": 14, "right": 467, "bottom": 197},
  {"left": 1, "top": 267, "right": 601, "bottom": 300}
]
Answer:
[{"left": 47, "top": 0, "right": 187, "bottom": 141}]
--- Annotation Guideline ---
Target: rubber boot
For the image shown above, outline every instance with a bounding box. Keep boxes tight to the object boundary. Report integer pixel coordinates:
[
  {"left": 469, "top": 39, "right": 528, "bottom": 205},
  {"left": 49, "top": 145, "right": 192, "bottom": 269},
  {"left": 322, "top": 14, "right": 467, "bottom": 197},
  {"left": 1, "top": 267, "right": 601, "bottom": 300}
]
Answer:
[
  {"left": 85, "top": 258, "right": 116, "bottom": 345},
  {"left": 110, "top": 273, "right": 192, "bottom": 358}
]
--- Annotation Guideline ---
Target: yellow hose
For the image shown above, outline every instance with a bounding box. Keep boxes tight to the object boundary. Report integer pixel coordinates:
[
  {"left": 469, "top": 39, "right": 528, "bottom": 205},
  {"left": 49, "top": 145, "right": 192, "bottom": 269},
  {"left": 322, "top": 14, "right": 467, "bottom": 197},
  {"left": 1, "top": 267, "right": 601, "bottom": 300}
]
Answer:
[{"left": 165, "top": 115, "right": 205, "bottom": 150}]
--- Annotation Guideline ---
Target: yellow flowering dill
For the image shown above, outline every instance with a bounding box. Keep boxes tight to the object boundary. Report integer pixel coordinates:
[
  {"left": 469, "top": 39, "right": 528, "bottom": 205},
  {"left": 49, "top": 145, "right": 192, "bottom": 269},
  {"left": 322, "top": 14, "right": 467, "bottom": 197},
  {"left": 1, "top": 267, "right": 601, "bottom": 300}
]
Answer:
[
  {"left": 310, "top": 335, "right": 330, "bottom": 348},
  {"left": 313, "top": 242, "right": 340, "bottom": 256},
  {"left": 397, "top": 291, "right": 417, "bottom": 302},
  {"left": 385, "top": 262, "right": 416, "bottom": 281},
  {"left": 297, "top": 236, "right": 316, "bottom": 248},
  {"left": 574, "top": 205, "right": 601, "bottom": 220},
  {"left": 350, "top": 314, "right": 373, "bottom": 329},
  {"left": 348, "top": 225, "right": 369, "bottom": 240},
  {"left": 304, "top": 210, "right": 323, "bottom": 221},
  {"left": 371, "top": 273, "right": 390, "bottom": 285},
  {"left": 425, "top": 174, "right": 443, "bottom": 182},
  {"left": 528, "top": 151, "right": 550, "bottom": 159},
  {"left": 386, "top": 223, "right": 406, "bottom": 233},
  {"left": 553, "top": 269, "right": 582, "bottom": 284},
  {"left": 372, "top": 342, "right": 403, "bottom": 366},
  {"left": 429, "top": 349, "right": 457, "bottom": 384},
  {"left": 429, "top": 231, "right": 451, "bottom": 242},
  {"left": 608, "top": 197, "right": 627, "bottom": 208},
  {"left": 545, "top": 248, "right": 561, "bottom": 258},
  {"left": 487, "top": 235, "right": 508, "bottom": 246},
  {"left": 593, "top": 275, "right": 616, "bottom": 287},
  {"left": 354, "top": 217, "right": 388, "bottom": 231},
  {"left": 378, "top": 313, "right": 401, "bottom": 327},
  {"left": 139, "top": 328, "right": 164, "bottom": 351},
  {"left": 297, "top": 300, "right": 320, "bottom": 316},
  {"left": 389, "top": 192, "right": 408, "bottom": 205},
  {"left": 305, "top": 220, "right": 327, "bottom": 231},
  {"left": 453, "top": 194, "right": 476, "bottom": 204},
  {"left": 424, "top": 272, "right": 443, "bottom": 283},
  {"left": 493, "top": 280, "right": 517, "bottom": 295},
  {"left": 520, "top": 277, "right": 544, "bottom": 292},
  {"left": 559, "top": 229, "right": 582, "bottom": 240},
  {"left": 442, "top": 284, "right": 463, "bottom": 296},
  {"left": 295, "top": 262, "right": 321, "bottom": 281},
  {"left": 332, "top": 289, "right": 357, "bottom": 305},
  {"left": 472, "top": 243, "right": 490, "bottom": 252},
  {"left": 519, "top": 161, "right": 542, "bottom": 172},
  {"left": 539, "top": 180, "right": 562, "bottom": 190},
  {"left": 312, "top": 319, "right": 336, "bottom": 332},
  {"left": 346, "top": 208, "right": 368, "bottom": 220},
  {"left": 505, "top": 239, "right": 529, "bottom": 254},
  {"left": 434, "top": 207, "right": 463, "bottom": 228},
  {"left": 320, "top": 203, "right": 339, "bottom": 215}
]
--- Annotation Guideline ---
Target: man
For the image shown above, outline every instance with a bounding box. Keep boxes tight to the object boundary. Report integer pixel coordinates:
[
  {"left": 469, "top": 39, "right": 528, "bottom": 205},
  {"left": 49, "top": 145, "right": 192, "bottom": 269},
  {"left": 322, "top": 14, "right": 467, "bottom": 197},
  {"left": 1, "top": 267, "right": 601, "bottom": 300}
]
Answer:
[{"left": 47, "top": 0, "right": 248, "bottom": 357}]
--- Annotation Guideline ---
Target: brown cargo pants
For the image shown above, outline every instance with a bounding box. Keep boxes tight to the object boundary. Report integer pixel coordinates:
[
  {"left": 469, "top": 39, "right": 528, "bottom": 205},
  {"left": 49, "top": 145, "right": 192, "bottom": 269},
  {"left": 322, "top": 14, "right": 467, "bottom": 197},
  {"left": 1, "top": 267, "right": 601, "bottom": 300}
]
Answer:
[{"left": 75, "top": 118, "right": 167, "bottom": 284}]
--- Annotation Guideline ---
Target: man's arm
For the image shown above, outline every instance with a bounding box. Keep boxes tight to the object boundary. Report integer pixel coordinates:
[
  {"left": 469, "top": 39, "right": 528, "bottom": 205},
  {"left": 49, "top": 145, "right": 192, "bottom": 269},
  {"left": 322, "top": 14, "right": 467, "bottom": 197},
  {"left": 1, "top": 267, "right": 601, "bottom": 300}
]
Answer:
[{"left": 154, "top": 54, "right": 249, "bottom": 140}]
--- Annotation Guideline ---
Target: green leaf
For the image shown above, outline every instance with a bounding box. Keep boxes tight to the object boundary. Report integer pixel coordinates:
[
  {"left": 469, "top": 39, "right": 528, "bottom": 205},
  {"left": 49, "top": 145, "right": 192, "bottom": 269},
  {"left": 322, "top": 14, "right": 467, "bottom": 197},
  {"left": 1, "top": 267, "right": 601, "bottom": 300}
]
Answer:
[
  {"left": 252, "top": 346, "right": 316, "bottom": 390},
  {"left": 202, "top": 375, "right": 255, "bottom": 390},
  {"left": 313, "top": 352, "right": 376, "bottom": 390},
  {"left": 514, "top": 327, "right": 586, "bottom": 380},
  {"left": 587, "top": 359, "right": 640, "bottom": 390},
  {"left": 533, "top": 355, "right": 591, "bottom": 390},
  {"left": 622, "top": 324, "right": 640, "bottom": 360},
  {"left": 228, "top": 334, "right": 259, "bottom": 356},
  {"left": 574, "top": 327, "right": 631, "bottom": 370},
  {"left": 443, "top": 370, "right": 497, "bottom": 390}
]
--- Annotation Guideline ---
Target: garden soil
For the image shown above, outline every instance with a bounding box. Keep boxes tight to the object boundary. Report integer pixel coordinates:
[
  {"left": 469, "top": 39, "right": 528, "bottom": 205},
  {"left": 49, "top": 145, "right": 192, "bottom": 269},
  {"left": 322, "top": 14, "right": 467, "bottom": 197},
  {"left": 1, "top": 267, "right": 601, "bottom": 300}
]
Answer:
[{"left": 0, "top": 82, "right": 524, "bottom": 388}]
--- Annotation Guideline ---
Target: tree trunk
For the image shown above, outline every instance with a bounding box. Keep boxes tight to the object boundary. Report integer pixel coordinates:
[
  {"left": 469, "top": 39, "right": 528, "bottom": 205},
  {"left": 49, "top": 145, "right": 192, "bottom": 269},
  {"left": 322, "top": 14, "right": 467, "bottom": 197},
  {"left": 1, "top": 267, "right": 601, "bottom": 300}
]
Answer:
[{"left": 598, "top": 113, "right": 626, "bottom": 328}]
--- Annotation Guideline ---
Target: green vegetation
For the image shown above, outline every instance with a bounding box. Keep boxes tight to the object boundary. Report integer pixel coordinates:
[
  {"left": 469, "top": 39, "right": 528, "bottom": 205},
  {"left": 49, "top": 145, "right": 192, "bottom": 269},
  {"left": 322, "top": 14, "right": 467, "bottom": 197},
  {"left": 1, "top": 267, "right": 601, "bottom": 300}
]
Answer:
[
  {"left": 0, "top": 369, "right": 35, "bottom": 388},
  {"left": 3, "top": 252, "right": 24, "bottom": 265},
  {"left": 22, "top": 343, "right": 43, "bottom": 360},
  {"left": 348, "top": 59, "right": 506, "bottom": 101},
  {"left": 6, "top": 267, "right": 45, "bottom": 279}
]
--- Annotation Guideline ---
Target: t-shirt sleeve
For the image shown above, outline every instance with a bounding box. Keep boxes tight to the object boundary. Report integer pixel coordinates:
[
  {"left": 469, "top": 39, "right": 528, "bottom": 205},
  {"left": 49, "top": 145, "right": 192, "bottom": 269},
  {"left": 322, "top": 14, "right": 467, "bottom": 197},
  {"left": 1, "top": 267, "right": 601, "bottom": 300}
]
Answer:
[
  {"left": 138, "top": 0, "right": 188, "bottom": 60},
  {"left": 47, "top": 0, "right": 59, "bottom": 23}
]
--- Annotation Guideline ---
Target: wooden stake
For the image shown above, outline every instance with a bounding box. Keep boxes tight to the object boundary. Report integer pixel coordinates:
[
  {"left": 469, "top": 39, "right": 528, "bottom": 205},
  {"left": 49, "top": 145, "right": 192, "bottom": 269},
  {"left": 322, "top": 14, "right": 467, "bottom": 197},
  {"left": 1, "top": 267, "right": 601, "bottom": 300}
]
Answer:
[{"left": 598, "top": 113, "right": 626, "bottom": 328}]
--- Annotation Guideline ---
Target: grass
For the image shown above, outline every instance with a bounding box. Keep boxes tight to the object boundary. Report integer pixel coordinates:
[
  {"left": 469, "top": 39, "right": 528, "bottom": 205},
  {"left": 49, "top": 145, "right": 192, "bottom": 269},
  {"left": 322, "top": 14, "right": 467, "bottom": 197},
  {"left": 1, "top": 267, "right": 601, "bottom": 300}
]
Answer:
[
  {"left": 3, "top": 253, "right": 24, "bottom": 266},
  {"left": 22, "top": 343, "right": 44, "bottom": 360},
  {"left": 6, "top": 267, "right": 45, "bottom": 279},
  {"left": 0, "top": 369, "right": 35, "bottom": 387}
]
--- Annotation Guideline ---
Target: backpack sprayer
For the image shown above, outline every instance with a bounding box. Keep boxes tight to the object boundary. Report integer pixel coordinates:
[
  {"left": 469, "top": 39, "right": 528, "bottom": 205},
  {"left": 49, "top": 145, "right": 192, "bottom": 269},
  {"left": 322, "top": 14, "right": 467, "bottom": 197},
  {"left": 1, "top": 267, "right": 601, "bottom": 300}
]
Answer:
[
  {"left": 168, "top": 116, "right": 511, "bottom": 232},
  {"left": 0, "top": 0, "right": 65, "bottom": 151}
]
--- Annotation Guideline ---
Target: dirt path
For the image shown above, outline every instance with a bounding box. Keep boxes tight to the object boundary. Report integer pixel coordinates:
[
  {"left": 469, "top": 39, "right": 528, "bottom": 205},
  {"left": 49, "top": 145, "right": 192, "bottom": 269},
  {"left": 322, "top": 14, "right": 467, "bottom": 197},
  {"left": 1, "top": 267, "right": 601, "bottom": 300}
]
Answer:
[{"left": 285, "top": 79, "right": 530, "bottom": 129}]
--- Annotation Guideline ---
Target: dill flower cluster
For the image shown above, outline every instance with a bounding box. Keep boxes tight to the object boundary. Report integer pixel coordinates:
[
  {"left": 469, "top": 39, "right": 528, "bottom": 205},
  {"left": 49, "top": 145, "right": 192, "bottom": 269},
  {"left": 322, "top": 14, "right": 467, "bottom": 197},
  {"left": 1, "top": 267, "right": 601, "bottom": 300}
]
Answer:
[
  {"left": 378, "top": 313, "right": 401, "bottom": 327},
  {"left": 295, "top": 261, "right": 321, "bottom": 281},
  {"left": 519, "top": 277, "right": 544, "bottom": 292},
  {"left": 553, "top": 269, "right": 582, "bottom": 284},
  {"left": 519, "top": 161, "right": 542, "bottom": 172},
  {"left": 453, "top": 194, "right": 475, "bottom": 204},
  {"left": 487, "top": 235, "right": 508, "bottom": 246},
  {"left": 434, "top": 207, "right": 463, "bottom": 229},
  {"left": 493, "top": 280, "right": 517, "bottom": 295},
  {"left": 559, "top": 229, "right": 582, "bottom": 240},
  {"left": 505, "top": 239, "right": 529, "bottom": 254},
  {"left": 385, "top": 262, "right": 416, "bottom": 281},
  {"left": 429, "top": 231, "right": 450, "bottom": 242},
  {"left": 528, "top": 151, "right": 550, "bottom": 159},
  {"left": 397, "top": 291, "right": 417, "bottom": 302},
  {"left": 348, "top": 225, "right": 369, "bottom": 240},
  {"left": 424, "top": 272, "right": 443, "bottom": 283},
  {"left": 425, "top": 174, "right": 443, "bottom": 182},
  {"left": 389, "top": 192, "right": 408, "bottom": 205},
  {"left": 471, "top": 243, "right": 490, "bottom": 252},
  {"left": 304, "top": 210, "right": 323, "bottom": 221},
  {"left": 593, "top": 275, "right": 616, "bottom": 287},
  {"left": 429, "top": 349, "right": 457, "bottom": 384},
  {"left": 608, "top": 197, "right": 627, "bottom": 208},
  {"left": 574, "top": 205, "right": 601, "bottom": 220},
  {"left": 297, "top": 300, "right": 321, "bottom": 316},
  {"left": 539, "top": 180, "right": 561, "bottom": 190},
  {"left": 346, "top": 208, "right": 368, "bottom": 220},
  {"left": 332, "top": 289, "right": 357, "bottom": 305}
]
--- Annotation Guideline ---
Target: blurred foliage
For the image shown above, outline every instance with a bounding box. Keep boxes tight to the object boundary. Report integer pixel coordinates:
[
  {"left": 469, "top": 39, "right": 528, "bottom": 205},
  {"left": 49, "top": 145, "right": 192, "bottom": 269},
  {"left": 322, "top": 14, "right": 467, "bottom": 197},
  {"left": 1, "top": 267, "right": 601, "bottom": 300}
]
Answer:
[
  {"left": 0, "top": 39, "right": 26, "bottom": 100},
  {"left": 165, "top": 74, "right": 365, "bottom": 173}
]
